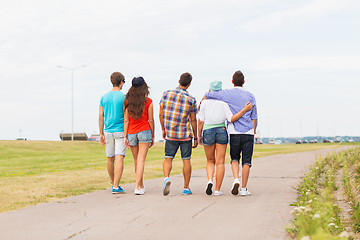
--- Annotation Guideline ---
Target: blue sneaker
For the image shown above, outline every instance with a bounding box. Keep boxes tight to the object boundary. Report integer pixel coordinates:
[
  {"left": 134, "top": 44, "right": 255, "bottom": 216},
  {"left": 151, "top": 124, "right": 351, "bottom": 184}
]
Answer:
[
  {"left": 112, "top": 186, "right": 126, "bottom": 194},
  {"left": 163, "top": 177, "right": 171, "bottom": 196},
  {"left": 182, "top": 188, "right": 192, "bottom": 195}
]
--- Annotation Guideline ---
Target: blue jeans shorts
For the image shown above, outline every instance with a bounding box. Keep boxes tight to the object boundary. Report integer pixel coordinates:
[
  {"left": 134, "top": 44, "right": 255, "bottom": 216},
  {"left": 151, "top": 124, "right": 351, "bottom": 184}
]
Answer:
[
  {"left": 230, "top": 134, "right": 254, "bottom": 167},
  {"left": 165, "top": 140, "right": 192, "bottom": 160},
  {"left": 128, "top": 129, "right": 152, "bottom": 146},
  {"left": 202, "top": 127, "right": 228, "bottom": 145}
]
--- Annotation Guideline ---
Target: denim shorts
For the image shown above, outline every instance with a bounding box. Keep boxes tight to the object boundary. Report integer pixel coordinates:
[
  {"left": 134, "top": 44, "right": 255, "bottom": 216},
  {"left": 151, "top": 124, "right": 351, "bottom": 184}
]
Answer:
[
  {"left": 202, "top": 127, "right": 228, "bottom": 145},
  {"left": 165, "top": 140, "right": 192, "bottom": 160},
  {"left": 128, "top": 129, "right": 152, "bottom": 146},
  {"left": 230, "top": 134, "right": 254, "bottom": 167},
  {"left": 105, "top": 132, "right": 126, "bottom": 157}
]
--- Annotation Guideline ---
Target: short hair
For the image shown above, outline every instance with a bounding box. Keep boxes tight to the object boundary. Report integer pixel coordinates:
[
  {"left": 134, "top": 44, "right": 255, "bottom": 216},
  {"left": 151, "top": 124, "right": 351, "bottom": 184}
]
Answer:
[
  {"left": 110, "top": 72, "right": 125, "bottom": 86},
  {"left": 179, "top": 72, "right": 192, "bottom": 86},
  {"left": 232, "top": 70, "right": 244, "bottom": 86}
]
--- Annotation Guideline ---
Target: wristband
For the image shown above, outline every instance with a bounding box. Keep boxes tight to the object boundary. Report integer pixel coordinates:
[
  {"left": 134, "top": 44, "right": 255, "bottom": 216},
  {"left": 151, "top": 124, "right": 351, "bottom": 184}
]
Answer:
[{"left": 193, "top": 138, "right": 198, "bottom": 140}]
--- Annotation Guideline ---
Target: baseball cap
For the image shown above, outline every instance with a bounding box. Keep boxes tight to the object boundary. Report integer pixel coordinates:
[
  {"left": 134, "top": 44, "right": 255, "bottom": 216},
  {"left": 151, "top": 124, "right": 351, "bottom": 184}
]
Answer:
[
  {"left": 210, "top": 81, "right": 222, "bottom": 91},
  {"left": 132, "top": 76, "right": 145, "bottom": 87}
]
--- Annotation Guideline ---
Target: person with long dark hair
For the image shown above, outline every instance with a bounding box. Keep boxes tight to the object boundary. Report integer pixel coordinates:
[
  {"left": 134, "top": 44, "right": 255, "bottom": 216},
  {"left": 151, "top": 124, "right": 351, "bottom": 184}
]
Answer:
[{"left": 124, "top": 76, "right": 154, "bottom": 195}]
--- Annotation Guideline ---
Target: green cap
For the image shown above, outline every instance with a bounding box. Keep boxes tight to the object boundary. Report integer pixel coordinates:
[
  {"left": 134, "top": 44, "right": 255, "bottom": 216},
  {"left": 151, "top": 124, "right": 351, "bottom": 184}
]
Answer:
[{"left": 210, "top": 81, "right": 222, "bottom": 91}]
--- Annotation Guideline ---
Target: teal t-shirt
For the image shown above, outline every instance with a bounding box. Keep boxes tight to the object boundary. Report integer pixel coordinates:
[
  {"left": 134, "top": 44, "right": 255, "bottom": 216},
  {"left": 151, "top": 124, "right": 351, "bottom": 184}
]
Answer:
[{"left": 100, "top": 91, "right": 125, "bottom": 133}]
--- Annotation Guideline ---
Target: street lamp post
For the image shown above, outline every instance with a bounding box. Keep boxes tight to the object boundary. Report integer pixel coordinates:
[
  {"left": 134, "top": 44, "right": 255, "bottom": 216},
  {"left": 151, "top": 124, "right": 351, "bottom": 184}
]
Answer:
[{"left": 57, "top": 65, "right": 86, "bottom": 141}]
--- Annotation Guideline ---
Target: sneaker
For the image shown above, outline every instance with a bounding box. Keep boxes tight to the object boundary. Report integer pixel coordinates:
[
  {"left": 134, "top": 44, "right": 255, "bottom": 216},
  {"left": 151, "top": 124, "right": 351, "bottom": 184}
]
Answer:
[
  {"left": 140, "top": 186, "right": 146, "bottom": 193},
  {"left": 134, "top": 188, "right": 144, "bottom": 195},
  {"left": 231, "top": 179, "right": 240, "bottom": 195},
  {"left": 182, "top": 188, "right": 192, "bottom": 195},
  {"left": 206, "top": 180, "right": 213, "bottom": 195},
  {"left": 239, "top": 188, "right": 251, "bottom": 196},
  {"left": 112, "top": 186, "right": 126, "bottom": 194},
  {"left": 214, "top": 190, "right": 223, "bottom": 196},
  {"left": 163, "top": 177, "right": 171, "bottom": 196}
]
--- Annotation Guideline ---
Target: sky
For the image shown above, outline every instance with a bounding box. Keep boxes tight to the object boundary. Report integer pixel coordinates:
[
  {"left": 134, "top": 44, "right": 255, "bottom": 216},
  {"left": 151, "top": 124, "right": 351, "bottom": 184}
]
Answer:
[{"left": 1, "top": 0, "right": 359, "bottom": 141}]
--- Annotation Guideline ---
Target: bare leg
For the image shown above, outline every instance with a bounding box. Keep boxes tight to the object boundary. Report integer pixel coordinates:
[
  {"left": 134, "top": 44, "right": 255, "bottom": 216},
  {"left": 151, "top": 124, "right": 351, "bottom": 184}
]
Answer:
[
  {"left": 242, "top": 164, "right": 250, "bottom": 188},
  {"left": 113, "top": 155, "right": 124, "bottom": 188},
  {"left": 134, "top": 143, "right": 149, "bottom": 189},
  {"left": 182, "top": 159, "right": 192, "bottom": 188},
  {"left": 231, "top": 161, "right": 240, "bottom": 179},
  {"left": 107, "top": 156, "right": 115, "bottom": 184},
  {"left": 203, "top": 145, "right": 215, "bottom": 181},
  {"left": 130, "top": 144, "right": 139, "bottom": 176},
  {"left": 163, "top": 158, "right": 173, "bottom": 178},
  {"left": 215, "top": 144, "right": 226, "bottom": 191},
  {"left": 130, "top": 143, "right": 149, "bottom": 189}
]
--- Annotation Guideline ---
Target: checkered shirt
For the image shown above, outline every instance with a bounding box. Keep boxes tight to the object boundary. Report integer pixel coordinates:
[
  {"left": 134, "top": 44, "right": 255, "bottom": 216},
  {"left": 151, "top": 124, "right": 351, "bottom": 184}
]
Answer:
[{"left": 160, "top": 87, "right": 197, "bottom": 139}]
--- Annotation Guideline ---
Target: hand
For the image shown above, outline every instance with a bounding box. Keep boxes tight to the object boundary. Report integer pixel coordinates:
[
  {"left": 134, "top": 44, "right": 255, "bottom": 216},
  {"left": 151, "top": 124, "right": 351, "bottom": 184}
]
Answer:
[
  {"left": 192, "top": 139, "right": 198, "bottom": 148},
  {"left": 149, "top": 138, "right": 154, "bottom": 148},
  {"left": 243, "top": 102, "right": 253, "bottom": 112},
  {"left": 124, "top": 137, "right": 130, "bottom": 148},
  {"left": 162, "top": 130, "right": 166, "bottom": 139},
  {"left": 199, "top": 136, "right": 203, "bottom": 145},
  {"left": 100, "top": 134, "right": 105, "bottom": 145}
]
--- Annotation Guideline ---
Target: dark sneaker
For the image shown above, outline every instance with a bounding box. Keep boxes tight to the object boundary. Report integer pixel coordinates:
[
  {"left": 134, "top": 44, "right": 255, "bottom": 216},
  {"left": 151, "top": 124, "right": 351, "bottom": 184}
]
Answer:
[
  {"left": 206, "top": 180, "right": 213, "bottom": 195},
  {"left": 231, "top": 179, "right": 240, "bottom": 195}
]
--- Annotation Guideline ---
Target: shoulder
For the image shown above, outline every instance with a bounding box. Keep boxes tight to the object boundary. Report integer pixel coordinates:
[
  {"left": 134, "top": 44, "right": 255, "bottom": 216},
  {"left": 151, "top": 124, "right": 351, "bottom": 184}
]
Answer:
[
  {"left": 182, "top": 90, "right": 195, "bottom": 100},
  {"left": 116, "top": 91, "right": 126, "bottom": 101},
  {"left": 100, "top": 91, "right": 111, "bottom": 101},
  {"left": 245, "top": 90, "right": 256, "bottom": 100},
  {"left": 161, "top": 89, "right": 174, "bottom": 98}
]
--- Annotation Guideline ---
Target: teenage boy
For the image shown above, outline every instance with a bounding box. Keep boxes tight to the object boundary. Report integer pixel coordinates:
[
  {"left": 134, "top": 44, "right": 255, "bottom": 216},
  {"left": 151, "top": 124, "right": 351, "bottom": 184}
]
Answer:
[
  {"left": 205, "top": 70, "right": 258, "bottom": 196},
  {"left": 159, "top": 72, "right": 198, "bottom": 195},
  {"left": 99, "top": 72, "right": 126, "bottom": 194}
]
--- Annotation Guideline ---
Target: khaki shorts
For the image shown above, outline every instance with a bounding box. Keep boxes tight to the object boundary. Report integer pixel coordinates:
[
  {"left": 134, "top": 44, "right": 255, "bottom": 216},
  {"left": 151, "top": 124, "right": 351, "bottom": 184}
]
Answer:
[{"left": 105, "top": 132, "right": 126, "bottom": 157}]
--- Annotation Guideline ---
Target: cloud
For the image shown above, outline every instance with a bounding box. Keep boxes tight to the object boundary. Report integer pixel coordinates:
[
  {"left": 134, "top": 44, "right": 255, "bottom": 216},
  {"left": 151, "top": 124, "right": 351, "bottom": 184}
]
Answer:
[
  {"left": 241, "top": 0, "right": 358, "bottom": 33},
  {"left": 250, "top": 55, "right": 360, "bottom": 71}
]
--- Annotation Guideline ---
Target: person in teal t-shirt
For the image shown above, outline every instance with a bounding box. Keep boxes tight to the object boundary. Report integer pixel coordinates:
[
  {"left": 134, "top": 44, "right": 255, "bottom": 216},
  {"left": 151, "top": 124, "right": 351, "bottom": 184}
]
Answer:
[{"left": 99, "top": 72, "right": 127, "bottom": 194}]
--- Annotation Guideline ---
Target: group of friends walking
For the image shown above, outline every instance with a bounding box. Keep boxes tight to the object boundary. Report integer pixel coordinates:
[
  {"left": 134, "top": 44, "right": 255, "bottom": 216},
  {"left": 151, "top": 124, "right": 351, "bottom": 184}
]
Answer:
[{"left": 99, "top": 70, "right": 258, "bottom": 196}]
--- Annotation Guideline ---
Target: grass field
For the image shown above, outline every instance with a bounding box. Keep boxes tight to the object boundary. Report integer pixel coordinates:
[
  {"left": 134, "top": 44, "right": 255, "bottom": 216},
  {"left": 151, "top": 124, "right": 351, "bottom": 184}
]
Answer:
[{"left": 0, "top": 140, "right": 357, "bottom": 213}]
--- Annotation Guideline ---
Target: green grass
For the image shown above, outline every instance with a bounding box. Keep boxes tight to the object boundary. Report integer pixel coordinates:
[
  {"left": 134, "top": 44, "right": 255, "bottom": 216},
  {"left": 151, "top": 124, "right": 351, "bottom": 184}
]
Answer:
[
  {"left": 0, "top": 140, "right": 356, "bottom": 212},
  {"left": 288, "top": 147, "right": 360, "bottom": 239}
]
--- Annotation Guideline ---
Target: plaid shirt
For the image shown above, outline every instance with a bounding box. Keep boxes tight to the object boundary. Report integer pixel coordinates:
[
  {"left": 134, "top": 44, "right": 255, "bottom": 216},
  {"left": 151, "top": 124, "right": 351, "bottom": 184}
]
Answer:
[{"left": 160, "top": 87, "right": 197, "bottom": 139}]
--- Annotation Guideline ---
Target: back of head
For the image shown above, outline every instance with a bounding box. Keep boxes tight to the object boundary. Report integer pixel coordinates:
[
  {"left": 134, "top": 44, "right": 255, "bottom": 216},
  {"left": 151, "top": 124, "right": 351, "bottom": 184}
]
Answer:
[
  {"left": 111, "top": 72, "right": 125, "bottom": 87},
  {"left": 125, "top": 76, "right": 149, "bottom": 120},
  {"left": 179, "top": 72, "right": 192, "bottom": 87},
  {"left": 232, "top": 70, "right": 244, "bottom": 87}
]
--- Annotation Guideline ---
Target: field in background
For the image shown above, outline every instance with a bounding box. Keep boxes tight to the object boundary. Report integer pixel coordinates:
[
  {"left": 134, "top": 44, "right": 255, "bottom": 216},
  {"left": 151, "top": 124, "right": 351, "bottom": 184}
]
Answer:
[{"left": 0, "top": 140, "right": 358, "bottom": 212}]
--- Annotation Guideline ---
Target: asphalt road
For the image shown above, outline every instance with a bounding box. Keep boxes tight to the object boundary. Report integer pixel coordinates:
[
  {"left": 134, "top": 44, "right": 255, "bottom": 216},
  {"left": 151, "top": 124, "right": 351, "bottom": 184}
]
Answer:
[{"left": 0, "top": 147, "right": 348, "bottom": 240}]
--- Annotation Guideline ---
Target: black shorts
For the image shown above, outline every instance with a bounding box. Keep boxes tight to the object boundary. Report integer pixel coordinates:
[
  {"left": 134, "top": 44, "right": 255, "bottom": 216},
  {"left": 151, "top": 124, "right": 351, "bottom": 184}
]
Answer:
[{"left": 229, "top": 134, "right": 254, "bottom": 167}]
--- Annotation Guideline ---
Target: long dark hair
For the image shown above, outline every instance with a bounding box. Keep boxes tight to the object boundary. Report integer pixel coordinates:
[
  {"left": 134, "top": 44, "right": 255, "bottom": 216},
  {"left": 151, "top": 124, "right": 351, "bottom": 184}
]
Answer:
[{"left": 125, "top": 82, "right": 149, "bottom": 120}]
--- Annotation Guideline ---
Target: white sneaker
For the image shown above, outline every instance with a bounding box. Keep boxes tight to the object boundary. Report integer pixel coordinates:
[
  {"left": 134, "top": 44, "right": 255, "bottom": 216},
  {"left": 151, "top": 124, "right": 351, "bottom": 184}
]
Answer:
[
  {"left": 163, "top": 177, "right": 171, "bottom": 196},
  {"left": 134, "top": 188, "right": 144, "bottom": 195},
  {"left": 141, "top": 186, "right": 146, "bottom": 193},
  {"left": 206, "top": 180, "right": 213, "bottom": 195},
  {"left": 239, "top": 188, "right": 251, "bottom": 196},
  {"left": 231, "top": 179, "right": 240, "bottom": 195},
  {"left": 214, "top": 190, "right": 223, "bottom": 196}
]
